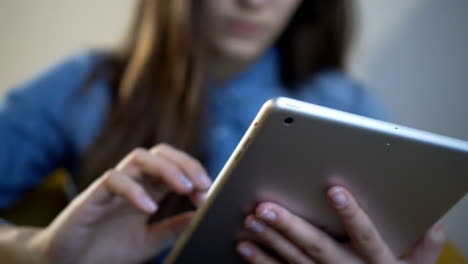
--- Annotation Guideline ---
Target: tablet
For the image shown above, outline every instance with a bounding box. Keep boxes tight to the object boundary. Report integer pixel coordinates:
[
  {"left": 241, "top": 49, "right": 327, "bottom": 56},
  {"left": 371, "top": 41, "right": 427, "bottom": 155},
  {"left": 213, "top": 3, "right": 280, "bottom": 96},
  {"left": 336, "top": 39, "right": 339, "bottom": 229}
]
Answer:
[{"left": 165, "top": 97, "right": 468, "bottom": 263}]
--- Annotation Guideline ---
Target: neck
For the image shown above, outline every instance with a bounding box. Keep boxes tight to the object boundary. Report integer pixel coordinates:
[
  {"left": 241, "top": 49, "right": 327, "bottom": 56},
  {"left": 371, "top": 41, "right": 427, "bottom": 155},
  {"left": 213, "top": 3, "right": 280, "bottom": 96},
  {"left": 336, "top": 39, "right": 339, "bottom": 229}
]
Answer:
[{"left": 206, "top": 51, "right": 259, "bottom": 86}]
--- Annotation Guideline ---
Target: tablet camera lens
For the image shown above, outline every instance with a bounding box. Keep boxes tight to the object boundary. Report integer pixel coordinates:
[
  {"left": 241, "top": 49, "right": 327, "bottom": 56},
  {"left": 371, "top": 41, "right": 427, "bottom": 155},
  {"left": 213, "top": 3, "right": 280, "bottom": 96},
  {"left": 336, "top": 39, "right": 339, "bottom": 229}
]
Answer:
[{"left": 284, "top": 117, "right": 294, "bottom": 126}]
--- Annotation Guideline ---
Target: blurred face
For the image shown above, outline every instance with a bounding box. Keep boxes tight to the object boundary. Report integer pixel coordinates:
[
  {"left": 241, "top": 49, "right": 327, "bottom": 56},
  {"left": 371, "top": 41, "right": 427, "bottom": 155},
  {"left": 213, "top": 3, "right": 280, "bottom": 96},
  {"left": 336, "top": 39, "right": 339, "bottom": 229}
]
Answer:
[{"left": 201, "top": 0, "right": 302, "bottom": 61}]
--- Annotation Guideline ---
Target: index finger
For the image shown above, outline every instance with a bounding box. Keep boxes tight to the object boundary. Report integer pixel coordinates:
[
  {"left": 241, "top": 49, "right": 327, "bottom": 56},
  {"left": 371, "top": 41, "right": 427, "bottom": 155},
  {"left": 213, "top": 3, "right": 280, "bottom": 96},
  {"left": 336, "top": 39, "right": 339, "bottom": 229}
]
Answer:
[
  {"left": 116, "top": 148, "right": 194, "bottom": 194},
  {"left": 327, "top": 186, "right": 395, "bottom": 263},
  {"left": 150, "top": 143, "right": 212, "bottom": 190}
]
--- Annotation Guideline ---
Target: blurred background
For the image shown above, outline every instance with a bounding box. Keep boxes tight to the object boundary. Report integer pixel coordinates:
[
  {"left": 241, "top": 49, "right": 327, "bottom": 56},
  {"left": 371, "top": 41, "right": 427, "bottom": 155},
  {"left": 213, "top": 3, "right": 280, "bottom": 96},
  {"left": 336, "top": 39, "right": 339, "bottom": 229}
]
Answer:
[{"left": 0, "top": 0, "right": 466, "bottom": 258}]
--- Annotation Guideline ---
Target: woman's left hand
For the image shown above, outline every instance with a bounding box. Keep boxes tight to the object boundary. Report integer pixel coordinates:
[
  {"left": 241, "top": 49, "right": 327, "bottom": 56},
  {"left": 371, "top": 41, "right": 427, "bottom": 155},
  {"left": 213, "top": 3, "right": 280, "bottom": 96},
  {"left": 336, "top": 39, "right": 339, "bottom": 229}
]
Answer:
[{"left": 237, "top": 186, "right": 446, "bottom": 264}]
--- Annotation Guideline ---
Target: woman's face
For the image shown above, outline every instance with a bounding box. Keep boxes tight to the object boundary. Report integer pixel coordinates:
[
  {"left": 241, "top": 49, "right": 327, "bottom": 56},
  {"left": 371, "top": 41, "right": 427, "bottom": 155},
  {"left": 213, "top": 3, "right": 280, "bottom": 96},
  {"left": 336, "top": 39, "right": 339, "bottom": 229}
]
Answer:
[{"left": 201, "top": 0, "right": 302, "bottom": 61}]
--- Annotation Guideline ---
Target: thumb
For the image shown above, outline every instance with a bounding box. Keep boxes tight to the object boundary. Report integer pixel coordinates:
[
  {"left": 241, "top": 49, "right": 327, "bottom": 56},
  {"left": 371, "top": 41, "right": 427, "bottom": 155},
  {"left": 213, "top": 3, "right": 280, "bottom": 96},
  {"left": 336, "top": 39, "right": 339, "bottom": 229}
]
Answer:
[
  {"left": 147, "top": 211, "right": 195, "bottom": 254},
  {"left": 404, "top": 222, "right": 446, "bottom": 264}
]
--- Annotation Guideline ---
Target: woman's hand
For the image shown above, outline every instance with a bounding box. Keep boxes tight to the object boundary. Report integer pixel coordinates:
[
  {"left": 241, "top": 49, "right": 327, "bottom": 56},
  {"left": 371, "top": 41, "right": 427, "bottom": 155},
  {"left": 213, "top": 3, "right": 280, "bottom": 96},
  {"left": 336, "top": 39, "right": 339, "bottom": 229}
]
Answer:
[
  {"left": 33, "top": 143, "right": 212, "bottom": 264},
  {"left": 237, "top": 186, "right": 445, "bottom": 264}
]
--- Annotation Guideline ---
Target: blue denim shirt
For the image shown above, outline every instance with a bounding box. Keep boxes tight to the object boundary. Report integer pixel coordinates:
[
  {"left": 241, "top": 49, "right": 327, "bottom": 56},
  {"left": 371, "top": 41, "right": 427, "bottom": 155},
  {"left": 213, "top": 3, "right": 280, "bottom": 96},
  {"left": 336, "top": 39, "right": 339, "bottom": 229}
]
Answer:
[
  {"left": 0, "top": 48, "right": 387, "bottom": 208},
  {"left": 0, "top": 48, "right": 387, "bottom": 261}
]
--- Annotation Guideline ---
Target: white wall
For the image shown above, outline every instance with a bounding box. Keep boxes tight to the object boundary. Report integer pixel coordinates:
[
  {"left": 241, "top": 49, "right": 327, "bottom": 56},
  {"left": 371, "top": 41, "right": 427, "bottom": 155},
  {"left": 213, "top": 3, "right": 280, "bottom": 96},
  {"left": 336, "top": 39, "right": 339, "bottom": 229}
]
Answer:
[
  {"left": 0, "top": 0, "right": 134, "bottom": 91},
  {"left": 353, "top": 0, "right": 468, "bottom": 141},
  {"left": 352, "top": 0, "right": 468, "bottom": 256},
  {"left": 0, "top": 0, "right": 467, "bottom": 257}
]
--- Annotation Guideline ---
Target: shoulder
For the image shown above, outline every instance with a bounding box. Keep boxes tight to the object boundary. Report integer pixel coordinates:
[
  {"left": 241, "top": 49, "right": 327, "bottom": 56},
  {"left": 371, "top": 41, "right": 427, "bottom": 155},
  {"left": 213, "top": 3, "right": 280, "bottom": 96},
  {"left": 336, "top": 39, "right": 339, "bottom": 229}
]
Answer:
[
  {"left": 2, "top": 50, "right": 113, "bottom": 119},
  {"left": 298, "top": 70, "right": 390, "bottom": 121},
  {"left": 2, "top": 50, "right": 112, "bottom": 116},
  {"left": 9, "top": 50, "right": 110, "bottom": 100},
  {"left": 1, "top": 50, "right": 114, "bottom": 154}
]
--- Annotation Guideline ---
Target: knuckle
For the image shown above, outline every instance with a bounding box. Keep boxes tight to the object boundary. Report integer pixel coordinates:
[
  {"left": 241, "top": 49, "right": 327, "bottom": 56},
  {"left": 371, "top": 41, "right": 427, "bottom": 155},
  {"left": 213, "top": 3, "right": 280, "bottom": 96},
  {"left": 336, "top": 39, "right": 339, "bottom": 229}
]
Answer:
[
  {"left": 130, "top": 147, "right": 146, "bottom": 159},
  {"left": 103, "top": 169, "right": 118, "bottom": 181},
  {"left": 161, "top": 161, "right": 181, "bottom": 178},
  {"left": 355, "top": 227, "right": 375, "bottom": 245},
  {"left": 304, "top": 235, "right": 326, "bottom": 256},
  {"left": 151, "top": 143, "right": 171, "bottom": 153}
]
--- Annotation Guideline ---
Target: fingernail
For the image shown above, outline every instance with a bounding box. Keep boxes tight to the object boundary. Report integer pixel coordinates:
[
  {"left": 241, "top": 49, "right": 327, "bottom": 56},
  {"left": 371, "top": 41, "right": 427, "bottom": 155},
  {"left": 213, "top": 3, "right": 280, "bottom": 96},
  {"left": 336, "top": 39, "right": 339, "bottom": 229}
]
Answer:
[
  {"left": 199, "top": 173, "right": 212, "bottom": 187},
  {"left": 238, "top": 244, "right": 253, "bottom": 257},
  {"left": 141, "top": 196, "right": 158, "bottom": 212},
  {"left": 179, "top": 174, "right": 194, "bottom": 190},
  {"left": 260, "top": 209, "right": 277, "bottom": 222},
  {"left": 330, "top": 187, "right": 348, "bottom": 208},
  {"left": 247, "top": 219, "right": 265, "bottom": 233}
]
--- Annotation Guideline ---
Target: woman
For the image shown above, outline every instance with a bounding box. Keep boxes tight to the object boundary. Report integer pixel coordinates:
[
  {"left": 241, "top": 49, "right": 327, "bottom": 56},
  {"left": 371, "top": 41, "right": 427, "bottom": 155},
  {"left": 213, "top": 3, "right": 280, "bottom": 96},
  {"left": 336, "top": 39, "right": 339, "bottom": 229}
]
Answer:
[{"left": 0, "top": 0, "right": 445, "bottom": 263}]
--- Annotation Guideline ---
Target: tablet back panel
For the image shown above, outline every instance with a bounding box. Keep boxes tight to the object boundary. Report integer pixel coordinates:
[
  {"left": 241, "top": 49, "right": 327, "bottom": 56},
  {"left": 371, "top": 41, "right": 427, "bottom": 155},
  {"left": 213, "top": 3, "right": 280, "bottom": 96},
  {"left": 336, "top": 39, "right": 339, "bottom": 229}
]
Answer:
[{"left": 166, "top": 97, "right": 468, "bottom": 263}]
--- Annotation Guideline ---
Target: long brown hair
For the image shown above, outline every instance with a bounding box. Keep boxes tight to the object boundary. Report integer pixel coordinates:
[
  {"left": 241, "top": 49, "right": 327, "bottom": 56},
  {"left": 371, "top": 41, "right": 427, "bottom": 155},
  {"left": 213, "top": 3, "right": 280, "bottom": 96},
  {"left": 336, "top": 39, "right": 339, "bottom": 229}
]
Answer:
[{"left": 80, "top": 0, "right": 354, "bottom": 188}]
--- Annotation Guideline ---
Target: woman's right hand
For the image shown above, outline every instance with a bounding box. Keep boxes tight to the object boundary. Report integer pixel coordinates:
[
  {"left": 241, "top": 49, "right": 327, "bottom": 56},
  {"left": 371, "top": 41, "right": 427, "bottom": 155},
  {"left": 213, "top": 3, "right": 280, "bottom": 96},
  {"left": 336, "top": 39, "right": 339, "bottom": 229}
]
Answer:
[{"left": 32, "top": 143, "right": 212, "bottom": 264}]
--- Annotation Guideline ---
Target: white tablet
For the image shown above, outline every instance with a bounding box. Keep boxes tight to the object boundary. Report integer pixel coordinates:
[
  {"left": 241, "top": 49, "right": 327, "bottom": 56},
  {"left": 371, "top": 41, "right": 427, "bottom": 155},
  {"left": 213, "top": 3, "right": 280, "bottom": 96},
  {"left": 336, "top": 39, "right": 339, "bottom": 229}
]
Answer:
[{"left": 165, "top": 97, "right": 468, "bottom": 263}]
